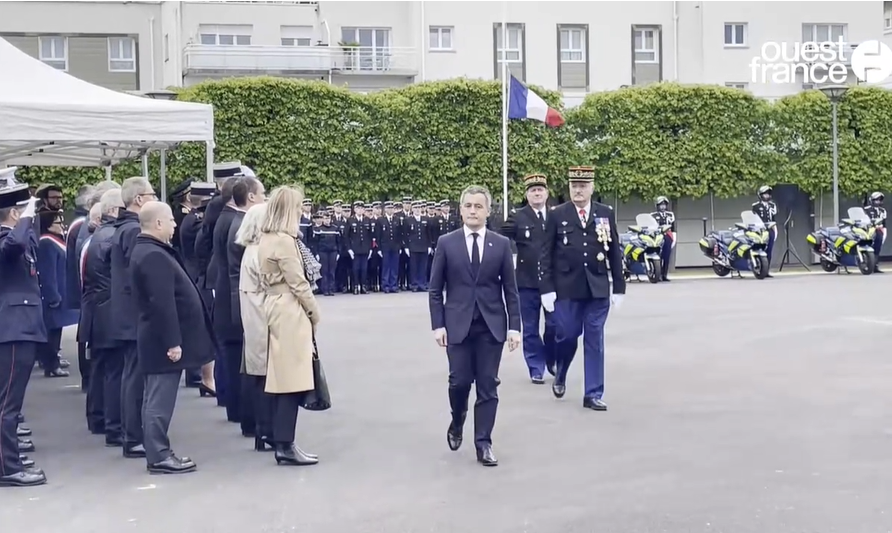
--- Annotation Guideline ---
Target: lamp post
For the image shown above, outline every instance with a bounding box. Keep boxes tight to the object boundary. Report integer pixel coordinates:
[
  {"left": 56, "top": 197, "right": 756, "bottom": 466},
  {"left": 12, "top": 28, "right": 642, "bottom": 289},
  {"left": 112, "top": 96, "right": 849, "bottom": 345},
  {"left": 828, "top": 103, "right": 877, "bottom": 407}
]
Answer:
[{"left": 818, "top": 84, "right": 849, "bottom": 224}]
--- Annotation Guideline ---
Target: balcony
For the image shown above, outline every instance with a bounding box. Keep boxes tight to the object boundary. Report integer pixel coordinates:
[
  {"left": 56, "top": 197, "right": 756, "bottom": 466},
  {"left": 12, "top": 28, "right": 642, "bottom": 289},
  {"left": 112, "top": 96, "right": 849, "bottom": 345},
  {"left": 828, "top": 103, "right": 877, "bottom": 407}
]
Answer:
[
  {"left": 801, "top": 42, "right": 859, "bottom": 66},
  {"left": 183, "top": 44, "right": 418, "bottom": 76}
]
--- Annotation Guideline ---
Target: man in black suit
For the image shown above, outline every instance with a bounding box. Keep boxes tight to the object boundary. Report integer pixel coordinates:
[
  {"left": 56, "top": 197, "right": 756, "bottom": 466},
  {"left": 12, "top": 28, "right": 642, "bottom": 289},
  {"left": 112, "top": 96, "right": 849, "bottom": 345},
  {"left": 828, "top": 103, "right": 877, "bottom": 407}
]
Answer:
[
  {"left": 429, "top": 185, "right": 521, "bottom": 467},
  {"left": 539, "top": 166, "right": 626, "bottom": 411},
  {"left": 131, "top": 202, "right": 215, "bottom": 474},
  {"left": 500, "top": 173, "right": 558, "bottom": 384}
]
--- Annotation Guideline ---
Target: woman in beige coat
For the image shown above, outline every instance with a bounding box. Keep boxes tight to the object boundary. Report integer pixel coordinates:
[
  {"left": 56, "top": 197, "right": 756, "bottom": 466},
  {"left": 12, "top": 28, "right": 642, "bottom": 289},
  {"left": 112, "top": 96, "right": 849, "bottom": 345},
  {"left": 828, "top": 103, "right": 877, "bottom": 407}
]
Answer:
[{"left": 256, "top": 186, "right": 321, "bottom": 466}]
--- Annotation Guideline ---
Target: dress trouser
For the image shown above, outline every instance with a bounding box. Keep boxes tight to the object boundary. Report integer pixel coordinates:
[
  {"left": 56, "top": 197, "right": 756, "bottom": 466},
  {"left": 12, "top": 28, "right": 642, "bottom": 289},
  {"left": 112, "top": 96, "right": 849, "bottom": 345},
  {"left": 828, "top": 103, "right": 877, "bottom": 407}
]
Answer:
[
  {"left": 90, "top": 347, "right": 123, "bottom": 439},
  {"left": 248, "top": 375, "right": 274, "bottom": 439},
  {"left": 85, "top": 347, "right": 105, "bottom": 432},
  {"left": 271, "top": 392, "right": 304, "bottom": 445},
  {"left": 120, "top": 341, "right": 144, "bottom": 448},
  {"left": 37, "top": 327, "right": 63, "bottom": 372},
  {"left": 223, "top": 340, "right": 253, "bottom": 433},
  {"left": 77, "top": 341, "right": 89, "bottom": 389},
  {"left": 553, "top": 297, "right": 611, "bottom": 400},
  {"left": 0, "top": 342, "right": 36, "bottom": 477},
  {"left": 142, "top": 371, "right": 182, "bottom": 465}
]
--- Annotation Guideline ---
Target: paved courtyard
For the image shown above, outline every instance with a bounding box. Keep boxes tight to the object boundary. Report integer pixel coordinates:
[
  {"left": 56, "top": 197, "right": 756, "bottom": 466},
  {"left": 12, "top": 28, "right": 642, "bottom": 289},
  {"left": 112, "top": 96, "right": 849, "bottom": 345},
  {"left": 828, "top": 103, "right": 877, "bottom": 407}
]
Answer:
[{"left": 2, "top": 272, "right": 891, "bottom": 533}]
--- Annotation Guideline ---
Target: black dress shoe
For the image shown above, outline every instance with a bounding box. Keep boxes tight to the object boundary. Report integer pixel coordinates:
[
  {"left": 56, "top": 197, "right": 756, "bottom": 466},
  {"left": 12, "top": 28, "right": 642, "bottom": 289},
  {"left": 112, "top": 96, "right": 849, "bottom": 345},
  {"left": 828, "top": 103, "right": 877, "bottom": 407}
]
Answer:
[
  {"left": 476, "top": 445, "right": 498, "bottom": 467},
  {"left": 546, "top": 363, "right": 556, "bottom": 377},
  {"left": 531, "top": 375, "right": 545, "bottom": 385},
  {"left": 582, "top": 397, "right": 607, "bottom": 411},
  {"left": 0, "top": 470, "right": 47, "bottom": 487},
  {"left": 198, "top": 384, "right": 217, "bottom": 398},
  {"left": 552, "top": 382, "right": 566, "bottom": 398},
  {"left": 274, "top": 443, "right": 318, "bottom": 466},
  {"left": 446, "top": 423, "right": 463, "bottom": 451},
  {"left": 17, "top": 439, "right": 35, "bottom": 453},
  {"left": 58, "top": 359, "right": 71, "bottom": 369},
  {"left": 16, "top": 414, "right": 25, "bottom": 424},
  {"left": 17, "top": 426, "right": 31, "bottom": 437},
  {"left": 124, "top": 444, "right": 146, "bottom": 458},
  {"left": 105, "top": 436, "right": 123, "bottom": 447},
  {"left": 148, "top": 455, "right": 196, "bottom": 475},
  {"left": 44, "top": 368, "right": 70, "bottom": 378}
]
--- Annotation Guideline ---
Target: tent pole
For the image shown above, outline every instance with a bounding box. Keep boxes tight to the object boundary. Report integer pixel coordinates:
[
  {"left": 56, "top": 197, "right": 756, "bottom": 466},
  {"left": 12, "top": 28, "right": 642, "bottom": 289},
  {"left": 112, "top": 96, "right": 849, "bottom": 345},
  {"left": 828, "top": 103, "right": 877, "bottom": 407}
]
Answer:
[
  {"left": 141, "top": 153, "right": 149, "bottom": 177},
  {"left": 105, "top": 165, "right": 112, "bottom": 180},
  {"left": 206, "top": 141, "right": 214, "bottom": 182},
  {"left": 159, "top": 148, "right": 167, "bottom": 201}
]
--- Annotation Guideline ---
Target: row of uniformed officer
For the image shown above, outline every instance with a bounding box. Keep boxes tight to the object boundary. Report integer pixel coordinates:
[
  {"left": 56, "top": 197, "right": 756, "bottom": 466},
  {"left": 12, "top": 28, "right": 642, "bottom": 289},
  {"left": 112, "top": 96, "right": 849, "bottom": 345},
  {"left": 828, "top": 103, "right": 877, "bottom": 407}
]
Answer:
[{"left": 0, "top": 168, "right": 48, "bottom": 487}]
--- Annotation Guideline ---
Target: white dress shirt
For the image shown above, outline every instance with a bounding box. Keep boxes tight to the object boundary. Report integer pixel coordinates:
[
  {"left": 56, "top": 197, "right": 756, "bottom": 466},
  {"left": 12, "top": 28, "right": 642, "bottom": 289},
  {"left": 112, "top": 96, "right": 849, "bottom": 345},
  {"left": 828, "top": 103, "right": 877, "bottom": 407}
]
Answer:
[
  {"left": 532, "top": 206, "right": 547, "bottom": 222},
  {"left": 463, "top": 225, "right": 486, "bottom": 263}
]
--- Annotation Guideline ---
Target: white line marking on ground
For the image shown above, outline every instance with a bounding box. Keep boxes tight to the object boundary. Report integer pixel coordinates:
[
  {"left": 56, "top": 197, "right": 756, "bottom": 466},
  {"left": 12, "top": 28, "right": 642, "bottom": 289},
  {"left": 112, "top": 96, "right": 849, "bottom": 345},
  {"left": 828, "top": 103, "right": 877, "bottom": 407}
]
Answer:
[
  {"left": 135, "top": 484, "right": 156, "bottom": 491},
  {"left": 843, "top": 317, "right": 892, "bottom": 327}
]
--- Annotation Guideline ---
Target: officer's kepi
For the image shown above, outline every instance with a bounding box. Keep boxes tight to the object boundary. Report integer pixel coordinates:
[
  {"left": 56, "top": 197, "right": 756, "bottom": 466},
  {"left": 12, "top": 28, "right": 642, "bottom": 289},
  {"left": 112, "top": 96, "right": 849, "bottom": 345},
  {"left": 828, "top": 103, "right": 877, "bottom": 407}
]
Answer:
[
  {"left": 0, "top": 167, "right": 32, "bottom": 208},
  {"left": 169, "top": 178, "right": 195, "bottom": 202}
]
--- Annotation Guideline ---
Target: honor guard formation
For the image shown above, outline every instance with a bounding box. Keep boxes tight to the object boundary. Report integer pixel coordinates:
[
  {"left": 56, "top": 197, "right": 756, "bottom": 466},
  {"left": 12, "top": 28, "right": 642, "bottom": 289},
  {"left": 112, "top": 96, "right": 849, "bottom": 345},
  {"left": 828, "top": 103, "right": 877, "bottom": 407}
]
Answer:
[{"left": 0, "top": 156, "right": 888, "bottom": 486}]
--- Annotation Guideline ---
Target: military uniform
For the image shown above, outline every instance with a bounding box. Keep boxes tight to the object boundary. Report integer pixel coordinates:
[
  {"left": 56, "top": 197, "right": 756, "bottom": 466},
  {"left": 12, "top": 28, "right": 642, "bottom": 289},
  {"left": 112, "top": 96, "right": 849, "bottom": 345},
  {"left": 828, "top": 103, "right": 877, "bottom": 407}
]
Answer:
[
  {"left": 404, "top": 200, "right": 433, "bottom": 291},
  {"left": 500, "top": 174, "right": 557, "bottom": 382},
  {"left": 539, "top": 166, "right": 626, "bottom": 410},
  {"left": 299, "top": 199, "right": 313, "bottom": 242},
  {"left": 397, "top": 196, "right": 413, "bottom": 290},
  {"left": 367, "top": 201, "right": 382, "bottom": 292},
  {"left": 330, "top": 200, "right": 352, "bottom": 292},
  {"left": 752, "top": 185, "right": 778, "bottom": 272},
  {"left": 314, "top": 211, "right": 341, "bottom": 296},
  {"left": 864, "top": 191, "right": 886, "bottom": 272},
  {"left": 346, "top": 201, "right": 374, "bottom": 294},
  {"left": 377, "top": 201, "right": 403, "bottom": 293},
  {"left": 651, "top": 196, "right": 677, "bottom": 281},
  {"left": 0, "top": 170, "right": 48, "bottom": 487}
]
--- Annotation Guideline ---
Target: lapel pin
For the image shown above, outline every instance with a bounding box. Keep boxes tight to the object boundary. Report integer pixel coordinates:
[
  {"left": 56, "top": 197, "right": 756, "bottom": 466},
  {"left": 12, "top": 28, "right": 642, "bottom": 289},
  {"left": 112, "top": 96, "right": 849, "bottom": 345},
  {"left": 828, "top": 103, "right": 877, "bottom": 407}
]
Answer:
[{"left": 488, "top": 242, "right": 493, "bottom": 247}]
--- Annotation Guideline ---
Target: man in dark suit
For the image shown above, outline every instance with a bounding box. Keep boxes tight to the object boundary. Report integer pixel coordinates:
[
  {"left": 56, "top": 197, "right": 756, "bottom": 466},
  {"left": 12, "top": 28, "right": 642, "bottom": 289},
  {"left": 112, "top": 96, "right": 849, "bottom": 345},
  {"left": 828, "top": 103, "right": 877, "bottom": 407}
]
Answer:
[
  {"left": 500, "top": 173, "right": 557, "bottom": 384},
  {"left": 0, "top": 171, "right": 47, "bottom": 487},
  {"left": 429, "top": 185, "right": 521, "bottom": 468},
  {"left": 539, "top": 166, "right": 626, "bottom": 411},
  {"left": 131, "top": 202, "right": 215, "bottom": 474}
]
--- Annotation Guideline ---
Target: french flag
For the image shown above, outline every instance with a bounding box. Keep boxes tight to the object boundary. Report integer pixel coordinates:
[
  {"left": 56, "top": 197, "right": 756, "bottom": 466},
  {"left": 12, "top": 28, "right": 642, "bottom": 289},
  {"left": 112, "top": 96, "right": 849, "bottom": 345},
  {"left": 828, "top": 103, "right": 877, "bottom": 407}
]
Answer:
[{"left": 507, "top": 74, "right": 565, "bottom": 128}]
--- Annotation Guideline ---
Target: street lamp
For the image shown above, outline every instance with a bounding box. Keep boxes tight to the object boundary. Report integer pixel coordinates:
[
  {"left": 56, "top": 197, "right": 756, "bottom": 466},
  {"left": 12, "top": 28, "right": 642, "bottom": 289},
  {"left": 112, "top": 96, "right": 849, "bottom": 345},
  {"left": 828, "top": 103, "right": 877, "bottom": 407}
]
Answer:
[{"left": 818, "top": 84, "right": 849, "bottom": 224}]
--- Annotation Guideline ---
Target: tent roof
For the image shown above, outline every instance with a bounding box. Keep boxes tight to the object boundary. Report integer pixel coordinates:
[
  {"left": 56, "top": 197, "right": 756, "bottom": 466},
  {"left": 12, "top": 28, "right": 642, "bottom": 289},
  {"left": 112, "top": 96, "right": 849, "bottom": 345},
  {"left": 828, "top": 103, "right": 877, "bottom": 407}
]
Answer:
[{"left": 0, "top": 37, "right": 214, "bottom": 167}]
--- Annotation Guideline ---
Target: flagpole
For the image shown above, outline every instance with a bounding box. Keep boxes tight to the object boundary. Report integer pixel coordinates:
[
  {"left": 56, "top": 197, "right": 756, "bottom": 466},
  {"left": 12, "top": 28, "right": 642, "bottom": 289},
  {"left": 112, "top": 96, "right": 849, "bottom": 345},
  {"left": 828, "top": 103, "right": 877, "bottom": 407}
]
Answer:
[{"left": 500, "top": 0, "right": 509, "bottom": 221}]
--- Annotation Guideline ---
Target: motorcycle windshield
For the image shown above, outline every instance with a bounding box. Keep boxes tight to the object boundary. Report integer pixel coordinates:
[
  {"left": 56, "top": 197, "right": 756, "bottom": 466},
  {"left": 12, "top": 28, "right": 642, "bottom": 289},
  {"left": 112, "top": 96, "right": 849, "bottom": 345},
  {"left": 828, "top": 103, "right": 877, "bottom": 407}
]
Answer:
[
  {"left": 740, "top": 211, "right": 765, "bottom": 229},
  {"left": 635, "top": 213, "right": 659, "bottom": 229},
  {"left": 847, "top": 207, "right": 870, "bottom": 224}
]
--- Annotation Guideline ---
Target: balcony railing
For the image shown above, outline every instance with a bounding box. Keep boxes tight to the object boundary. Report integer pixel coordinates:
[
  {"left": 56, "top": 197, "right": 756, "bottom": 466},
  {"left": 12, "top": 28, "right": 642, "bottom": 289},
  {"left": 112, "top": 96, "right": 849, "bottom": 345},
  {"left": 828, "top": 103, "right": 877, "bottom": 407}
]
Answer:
[
  {"left": 801, "top": 42, "right": 859, "bottom": 66},
  {"left": 183, "top": 44, "right": 417, "bottom": 75}
]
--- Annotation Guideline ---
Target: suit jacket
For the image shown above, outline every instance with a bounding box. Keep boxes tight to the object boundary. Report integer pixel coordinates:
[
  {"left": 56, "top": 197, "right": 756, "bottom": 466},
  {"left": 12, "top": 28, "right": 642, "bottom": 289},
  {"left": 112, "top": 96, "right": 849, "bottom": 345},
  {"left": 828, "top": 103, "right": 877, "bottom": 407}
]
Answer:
[
  {"left": 539, "top": 201, "right": 626, "bottom": 300},
  {"left": 227, "top": 211, "right": 246, "bottom": 333},
  {"left": 131, "top": 235, "right": 215, "bottom": 374},
  {"left": 500, "top": 205, "right": 551, "bottom": 289},
  {"left": 78, "top": 218, "right": 117, "bottom": 348},
  {"left": 64, "top": 210, "right": 88, "bottom": 310},
  {"left": 211, "top": 206, "right": 240, "bottom": 342},
  {"left": 109, "top": 210, "right": 141, "bottom": 342},
  {"left": 428, "top": 228, "right": 521, "bottom": 345},
  {"left": 37, "top": 233, "right": 79, "bottom": 330},
  {"left": 0, "top": 217, "right": 47, "bottom": 344}
]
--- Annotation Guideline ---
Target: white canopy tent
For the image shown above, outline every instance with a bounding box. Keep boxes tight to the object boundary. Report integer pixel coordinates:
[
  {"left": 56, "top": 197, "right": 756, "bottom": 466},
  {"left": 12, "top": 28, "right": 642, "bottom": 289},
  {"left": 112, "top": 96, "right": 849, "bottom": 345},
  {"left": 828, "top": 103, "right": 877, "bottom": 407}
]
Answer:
[{"left": 0, "top": 36, "right": 215, "bottom": 196}]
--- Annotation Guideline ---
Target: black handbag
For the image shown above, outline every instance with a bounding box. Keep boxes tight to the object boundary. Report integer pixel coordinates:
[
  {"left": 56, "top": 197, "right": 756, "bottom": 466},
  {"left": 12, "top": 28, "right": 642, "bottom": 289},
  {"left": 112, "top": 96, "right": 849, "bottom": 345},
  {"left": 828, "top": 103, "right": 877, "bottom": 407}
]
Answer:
[{"left": 300, "top": 337, "right": 331, "bottom": 412}]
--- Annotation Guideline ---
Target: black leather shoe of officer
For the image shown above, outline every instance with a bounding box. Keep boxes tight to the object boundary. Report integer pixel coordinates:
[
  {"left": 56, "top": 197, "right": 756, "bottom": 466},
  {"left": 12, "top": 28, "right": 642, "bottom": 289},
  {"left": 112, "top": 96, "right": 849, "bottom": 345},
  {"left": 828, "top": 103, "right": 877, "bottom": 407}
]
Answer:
[
  {"left": 274, "top": 443, "right": 318, "bottom": 466},
  {"left": 0, "top": 470, "right": 47, "bottom": 487},
  {"left": 20, "top": 455, "right": 34, "bottom": 468},
  {"left": 16, "top": 426, "right": 31, "bottom": 437},
  {"left": 583, "top": 397, "right": 607, "bottom": 411},
  {"left": 476, "top": 445, "right": 498, "bottom": 467},
  {"left": 148, "top": 455, "right": 196, "bottom": 474},
  {"left": 105, "top": 435, "right": 123, "bottom": 447},
  {"left": 17, "top": 439, "right": 35, "bottom": 453},
  {"left": 124, "top": 444, "right": 146, "bottom": 458},
  {"left": 44, "top": 368, "right": 70, "bottom": 378},
  {"left": 530, "top": 375, "right": 545, "bottom": 385}
]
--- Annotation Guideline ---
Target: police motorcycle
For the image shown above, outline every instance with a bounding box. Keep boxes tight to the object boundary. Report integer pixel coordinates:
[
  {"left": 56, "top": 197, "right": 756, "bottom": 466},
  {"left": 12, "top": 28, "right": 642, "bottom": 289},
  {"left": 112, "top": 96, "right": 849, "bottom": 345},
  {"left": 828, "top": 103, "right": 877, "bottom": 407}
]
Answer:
[
  {"left": 620, "top": 213, "right": 670, "bottom": 284},
  {"left": 698, "top": 211, "right": 773, "bottom": 279},
  {"left": 806, "top": 206, "right": 877, "bottom": 275}
]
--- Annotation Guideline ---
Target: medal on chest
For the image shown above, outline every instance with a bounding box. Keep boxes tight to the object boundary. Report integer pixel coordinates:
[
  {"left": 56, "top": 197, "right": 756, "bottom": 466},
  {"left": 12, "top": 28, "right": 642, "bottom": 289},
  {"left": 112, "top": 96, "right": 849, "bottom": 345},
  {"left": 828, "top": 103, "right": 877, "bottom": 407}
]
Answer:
[{"left": 525, "top": 228, "right": 530, "bottom": 239}]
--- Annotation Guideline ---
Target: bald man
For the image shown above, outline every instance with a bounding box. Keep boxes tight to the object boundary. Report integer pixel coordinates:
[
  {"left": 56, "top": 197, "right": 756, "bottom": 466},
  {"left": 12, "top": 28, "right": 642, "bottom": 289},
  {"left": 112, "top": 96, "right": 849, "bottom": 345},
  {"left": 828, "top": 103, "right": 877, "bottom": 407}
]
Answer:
[{"left": 130, "top": 202, "right": 215, "bottom": 474}]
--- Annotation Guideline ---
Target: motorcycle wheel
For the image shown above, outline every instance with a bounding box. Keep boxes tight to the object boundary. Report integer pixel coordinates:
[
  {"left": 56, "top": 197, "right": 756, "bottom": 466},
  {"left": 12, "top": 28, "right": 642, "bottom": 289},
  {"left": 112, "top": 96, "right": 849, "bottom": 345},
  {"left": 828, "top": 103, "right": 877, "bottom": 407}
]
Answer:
[
  {"left": 712, "top": 263, "right": 732, "bottom": 277},
  {"left": 820, "top": 259, "right": 838, "bottom": 272},
  {"left": 858, "top": 251, "right": 876, "bottom": 275},
  {"left": 752, "top": 256, "right": 770, "bottom": 279},
  {"left": 646, "top": 259, "right": 661, "bottom": 284}
]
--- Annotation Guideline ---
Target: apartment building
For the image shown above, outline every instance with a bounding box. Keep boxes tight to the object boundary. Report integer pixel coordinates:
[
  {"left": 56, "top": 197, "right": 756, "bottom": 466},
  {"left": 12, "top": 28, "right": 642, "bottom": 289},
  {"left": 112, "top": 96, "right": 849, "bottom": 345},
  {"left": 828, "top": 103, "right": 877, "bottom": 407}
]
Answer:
[{"left": 0, "top": 1, "right": 886, "bottom": 99}]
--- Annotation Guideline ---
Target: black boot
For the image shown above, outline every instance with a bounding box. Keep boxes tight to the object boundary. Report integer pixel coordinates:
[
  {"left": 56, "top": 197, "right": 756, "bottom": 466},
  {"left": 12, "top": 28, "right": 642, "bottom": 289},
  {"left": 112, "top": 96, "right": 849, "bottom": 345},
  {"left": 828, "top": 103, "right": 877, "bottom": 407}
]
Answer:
[
  {"left": 446, "top": 387, "right": 470, "bottom": 451},
  {"left": 274, "top": 443, "right": 318, "bottom": 466}
]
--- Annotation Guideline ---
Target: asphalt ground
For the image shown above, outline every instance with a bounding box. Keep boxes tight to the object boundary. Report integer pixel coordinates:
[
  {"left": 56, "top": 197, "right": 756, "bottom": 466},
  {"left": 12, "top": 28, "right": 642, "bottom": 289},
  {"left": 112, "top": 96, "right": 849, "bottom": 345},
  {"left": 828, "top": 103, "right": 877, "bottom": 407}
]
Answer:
[{"left": 1, "top": 271, "right": 891, "bottom": 533}]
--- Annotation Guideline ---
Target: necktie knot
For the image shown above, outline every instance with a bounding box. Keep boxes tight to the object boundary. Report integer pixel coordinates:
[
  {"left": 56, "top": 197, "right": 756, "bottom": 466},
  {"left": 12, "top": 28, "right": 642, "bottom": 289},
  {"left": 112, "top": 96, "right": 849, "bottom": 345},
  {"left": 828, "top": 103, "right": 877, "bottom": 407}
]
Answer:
[{"left": 471, "top": 232, "right": 479, "bottom": 241}]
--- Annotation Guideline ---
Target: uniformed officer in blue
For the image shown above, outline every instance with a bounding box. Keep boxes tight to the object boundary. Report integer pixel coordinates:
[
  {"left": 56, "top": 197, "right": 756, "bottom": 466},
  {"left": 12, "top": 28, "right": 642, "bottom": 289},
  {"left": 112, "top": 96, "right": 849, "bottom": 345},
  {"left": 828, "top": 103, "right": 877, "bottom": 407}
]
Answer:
[
  {"left": 651, "top": 196, "right": 677, "bottom": 282},
  {"left": 751, "top": 185, "right": 778, "bottom": 277},
  {"left": 0, "top": 168, "right": 48, "bottom": 487},
  {"left": 376, "top": 200, "right": 403, "bottom": 293},
  {"left": 313, "top": 210, "right": 341, "bottom": 296},
  {"left": 299, "top": 198, "right": 313, "bottom": 242},
  {"left": 500, "top": 173, "right": 557, "bottom": 383},
  {"left": 864, "top": 191, "right": 886, "bottom": 273},
  {"left": 539, "top": 165, "right": 626, "bottom": 411},
  {"left": 346, "top": 200, "right": 373, "bottom": 294}
]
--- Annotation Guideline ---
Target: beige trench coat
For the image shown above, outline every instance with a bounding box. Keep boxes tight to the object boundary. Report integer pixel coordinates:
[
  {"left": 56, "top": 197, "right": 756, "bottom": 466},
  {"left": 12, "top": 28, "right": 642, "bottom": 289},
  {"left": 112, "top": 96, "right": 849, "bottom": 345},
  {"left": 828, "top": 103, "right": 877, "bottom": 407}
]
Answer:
[
  {"left": 239, "top": 243, "right": 269, "bottom": 376},
  {"left": 257, "top": 232, "right": 320, "bottom": 394}
]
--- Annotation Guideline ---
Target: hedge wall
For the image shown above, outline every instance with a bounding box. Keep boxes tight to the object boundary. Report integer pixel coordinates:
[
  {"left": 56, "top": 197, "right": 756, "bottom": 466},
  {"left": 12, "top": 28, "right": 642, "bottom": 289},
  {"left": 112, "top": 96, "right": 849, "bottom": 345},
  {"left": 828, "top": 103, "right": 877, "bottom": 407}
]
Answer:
[{"left": 16, "top": 77, "right": 892, "bottom": 204}]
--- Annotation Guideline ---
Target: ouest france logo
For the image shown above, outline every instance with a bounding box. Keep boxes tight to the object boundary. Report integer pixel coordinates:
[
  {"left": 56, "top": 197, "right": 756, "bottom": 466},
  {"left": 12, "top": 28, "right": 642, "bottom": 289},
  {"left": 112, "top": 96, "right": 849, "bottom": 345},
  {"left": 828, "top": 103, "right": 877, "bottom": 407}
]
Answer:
[{"left": 749, "top": 38, "right": 892, "bottom": 85}]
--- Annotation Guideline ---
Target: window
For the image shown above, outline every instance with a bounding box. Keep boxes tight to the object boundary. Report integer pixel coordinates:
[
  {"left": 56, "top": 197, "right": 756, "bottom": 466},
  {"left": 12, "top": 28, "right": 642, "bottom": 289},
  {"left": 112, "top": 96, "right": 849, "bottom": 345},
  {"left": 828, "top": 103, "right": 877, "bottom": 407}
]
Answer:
[
  {"left": 725, "top": 82, "right": 748, "bottom": 90},
  {"left": 108, "top": 36, "right": 136, "bottom": 72},
  {"left": 724, "top": 23, "right": 746, "bottom": 46},
  {"left": 38, "top": 36, "right": 67, "bottom": 70},
  {"left": 803, "top": 24, "right": 846, "bottom": 43},
  {"left": 429, "top": 26, "right": 453, "bottom": 50},
  {"left": 281, "top": 25, "right": 313, "bottom": 46},
  {"left": 560, "top": 27, "right": 585, "bottom": 62},
  {"left": 495, "top": 24, "right": 523, "bottom": 62},
  {"left": 341, "top": 27, "right": 391, "bottom": 71},
  {"left": 886, "top": 12, "right": 892, "bottom": 30},
  {"left": 198, "top": 24, "right": 252, "bottom": 46},
  {"left": 634, "top": 28, "right": 657, "bottom": 63}
]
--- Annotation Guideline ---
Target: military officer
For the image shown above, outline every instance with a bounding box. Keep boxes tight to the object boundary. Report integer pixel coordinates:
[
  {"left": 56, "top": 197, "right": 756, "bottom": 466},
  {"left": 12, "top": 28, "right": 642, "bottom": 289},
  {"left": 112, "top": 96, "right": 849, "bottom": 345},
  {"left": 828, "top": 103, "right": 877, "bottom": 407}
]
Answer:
[
  {"left": 864, "top": 191, "right": 886, "bottom": 273},
  {"left": 404, "top": 200, "right": 433, "bottom": 291},
  {"left": 367, "top": 202, "right": 382, "bottom": 292},
  {"left": 299, "top": 199, "right": 313, "bottom": 242},
  {"left": 314, "top": 210, "right": 341, "bottom": 296},
  {"left": 751, "top": 185, "right": 778, "bottom": 277},
  {"left": 440, "top": 199, "right": 461, "bottom": 233},
  {"left": 651, "top": 196, "right": 677, "bottom": 282},
  {"left": 331, "top": 200, "right": 352, "bottom": 293},
  {"left": 169, "top": 178, "right": 195, "bottom": 256},
  {"left": 397, "top": 196, "right": 413, "bottom": 290},
  {"left": 500, "top": 174, "right": 557, "bottom": 383},
  {"left": 346, "top": 200, "right": 373, "bottom": 294},
  {"left": 539, "top": 166, "right": 625, "bottom": 411},
  {"left": 0, "top": 169, "right": 48, "bottom": 487},
  {"left": 377, "top": 201, "right": 403, "bottom": 293}
]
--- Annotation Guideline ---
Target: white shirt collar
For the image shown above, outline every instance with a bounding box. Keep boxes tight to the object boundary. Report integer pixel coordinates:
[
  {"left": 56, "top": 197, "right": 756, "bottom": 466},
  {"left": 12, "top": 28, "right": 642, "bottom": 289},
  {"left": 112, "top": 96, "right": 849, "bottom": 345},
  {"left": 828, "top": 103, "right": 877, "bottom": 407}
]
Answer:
[{"left": 463, "top": 225, "right": 486, "bottom": 240}]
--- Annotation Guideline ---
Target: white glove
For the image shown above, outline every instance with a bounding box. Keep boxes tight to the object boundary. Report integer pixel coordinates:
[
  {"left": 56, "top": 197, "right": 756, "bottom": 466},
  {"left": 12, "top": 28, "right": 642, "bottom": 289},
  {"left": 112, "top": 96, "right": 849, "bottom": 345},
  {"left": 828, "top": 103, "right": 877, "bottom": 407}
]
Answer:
[
  {"left": 671, "top": 234, "right": 677, "bottom": 249},
  {"left": 541, "top": 292, "right": 557, "bottom": 313},
  {"left": 404, "top": 248, "right": 410, "bottom": 256},
  {"left": 611, "top": 293, "right": 625, "bottom": 311},
  {"left": 368, "top": 250, "right": 373, "bottom": 259},
  {"left": 315, "top": 255, "right": 320, "bottom": 261},
  {"left": 428, "top": 247, "right": 433, "bottom": 255},
  {"left": 378, "top": 250, "right": 383, "bottom": 258},
  {"left": 348, "top": 250, "right": 355, "bottom": 259},
  {"left": 20, "top": 197, "right": 38, "bottom": 219},
  {"left": 336, "top": 254, "right": 340, "bottom": 261}
]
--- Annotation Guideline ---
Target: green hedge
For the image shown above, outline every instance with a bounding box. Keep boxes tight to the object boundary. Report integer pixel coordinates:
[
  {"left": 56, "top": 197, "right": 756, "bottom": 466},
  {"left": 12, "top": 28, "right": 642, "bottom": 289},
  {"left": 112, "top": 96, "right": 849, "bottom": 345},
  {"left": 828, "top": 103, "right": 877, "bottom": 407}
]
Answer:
[{"left": 17, "top": 77, "right": 892, "bottom": 204}]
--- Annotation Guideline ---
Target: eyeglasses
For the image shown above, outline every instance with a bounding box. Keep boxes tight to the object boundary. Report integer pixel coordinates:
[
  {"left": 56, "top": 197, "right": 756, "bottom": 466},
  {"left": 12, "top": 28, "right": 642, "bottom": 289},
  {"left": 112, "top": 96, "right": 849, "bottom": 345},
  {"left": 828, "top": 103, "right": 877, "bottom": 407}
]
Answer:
[{"left": 139, "top": 193, "right": 158, "bottom": 200}]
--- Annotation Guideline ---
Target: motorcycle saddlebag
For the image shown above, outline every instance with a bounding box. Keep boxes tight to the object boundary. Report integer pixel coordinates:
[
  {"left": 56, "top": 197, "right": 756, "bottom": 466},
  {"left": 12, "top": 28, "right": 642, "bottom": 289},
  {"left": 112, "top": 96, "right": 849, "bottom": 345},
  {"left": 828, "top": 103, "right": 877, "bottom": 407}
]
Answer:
[
  {"left": 805, "top": 231, "right": 825, "bottom": 249},
  {"left": 698, "top": 236, "right": 719, "bottom": 257}
]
